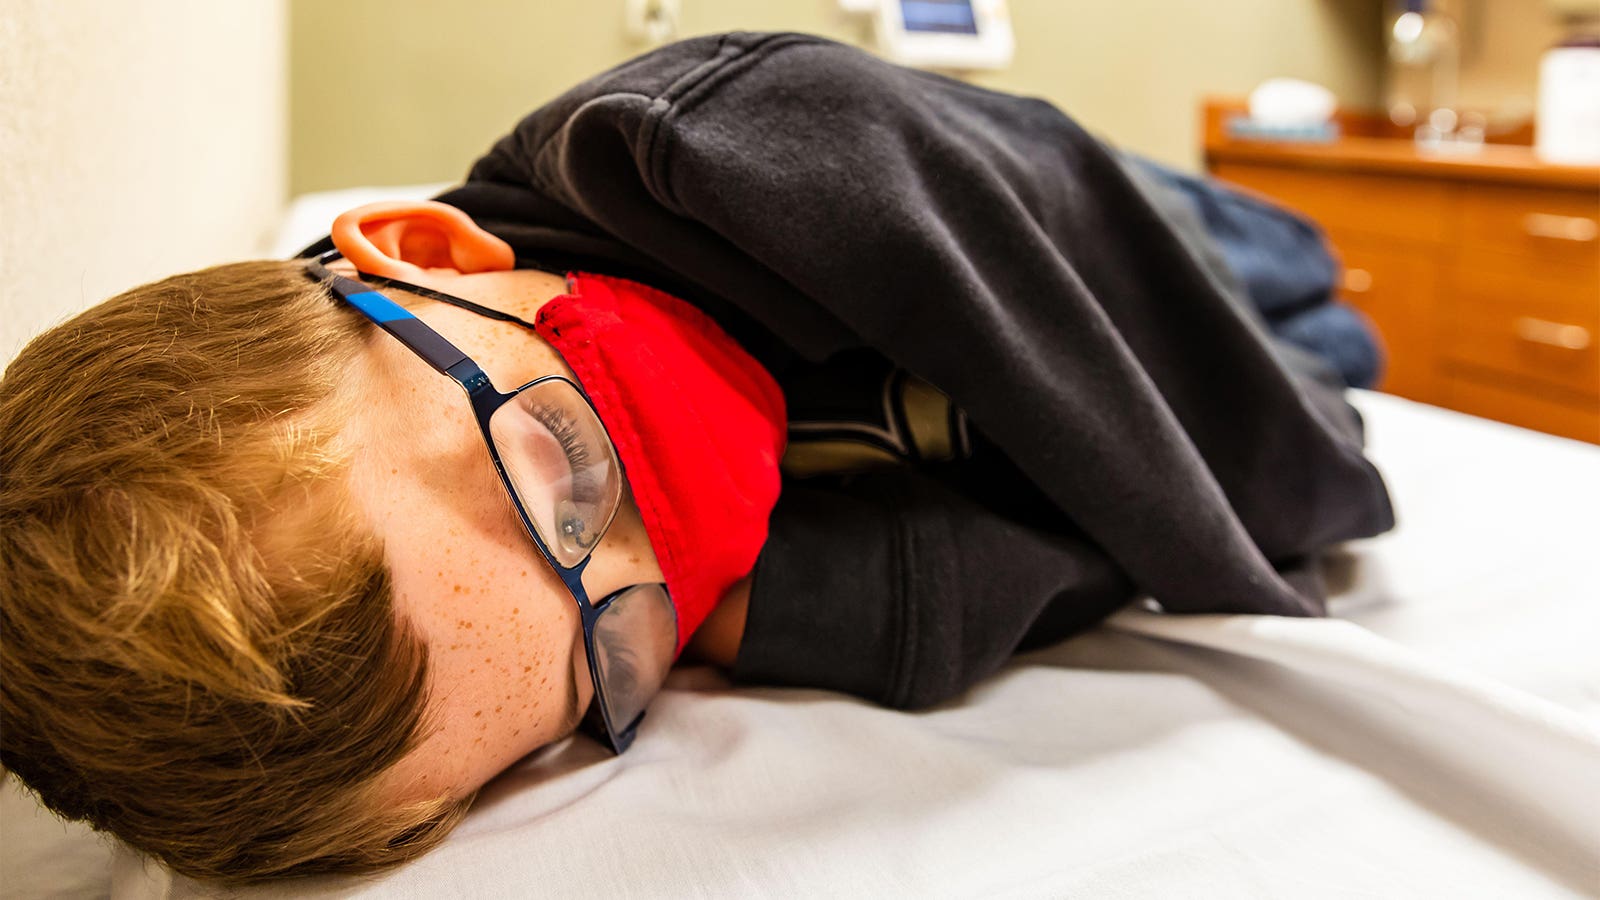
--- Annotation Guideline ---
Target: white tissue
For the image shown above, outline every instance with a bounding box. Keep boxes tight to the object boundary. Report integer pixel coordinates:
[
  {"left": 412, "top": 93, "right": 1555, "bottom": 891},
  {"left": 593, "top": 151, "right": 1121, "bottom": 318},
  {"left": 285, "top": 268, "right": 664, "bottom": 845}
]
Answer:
[{"left": 1249, "top": 78, "right": 1338, "bottom": 127}]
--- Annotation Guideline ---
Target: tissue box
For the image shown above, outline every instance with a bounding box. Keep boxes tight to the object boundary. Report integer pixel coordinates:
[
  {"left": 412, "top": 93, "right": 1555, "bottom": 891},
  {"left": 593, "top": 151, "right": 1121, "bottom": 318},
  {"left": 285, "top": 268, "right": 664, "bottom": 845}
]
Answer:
[{"left": 1225, "top": 117, "right": 1341, "bottom": 143}]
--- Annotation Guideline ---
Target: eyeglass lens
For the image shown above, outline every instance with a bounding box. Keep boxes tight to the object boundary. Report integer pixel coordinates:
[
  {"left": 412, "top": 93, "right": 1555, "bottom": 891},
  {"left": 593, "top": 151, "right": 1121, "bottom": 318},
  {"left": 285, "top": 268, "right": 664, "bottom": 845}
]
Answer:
[
  {"left": 489, "top": 379, "right": 623, "bottom": 569},
  {"left": 590, "top": 582, "right": 678, "bottom": 739},
  {"left": 487, "top": 377, "right": 677, "bottom": 745}
]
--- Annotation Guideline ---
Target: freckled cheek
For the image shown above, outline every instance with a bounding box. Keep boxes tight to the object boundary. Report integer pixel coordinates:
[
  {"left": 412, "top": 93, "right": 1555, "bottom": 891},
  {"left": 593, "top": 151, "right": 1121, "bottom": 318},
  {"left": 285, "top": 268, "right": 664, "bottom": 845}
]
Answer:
[
  {"left": 466, "top": 562, "right": 576, "bottom": 688},
  {"left": 446, "top": 604, "right": 574, "bottom": 760},
  {"left": 391, "top": 498, "right": 579, "bottom": 759}
]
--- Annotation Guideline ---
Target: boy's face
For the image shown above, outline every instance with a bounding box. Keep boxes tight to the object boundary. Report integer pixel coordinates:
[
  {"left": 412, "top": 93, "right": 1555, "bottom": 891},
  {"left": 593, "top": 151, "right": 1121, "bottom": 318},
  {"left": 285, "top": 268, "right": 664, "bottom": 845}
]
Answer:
[{"left": 329, "top": 260, "right": 665, "bottom": 806}]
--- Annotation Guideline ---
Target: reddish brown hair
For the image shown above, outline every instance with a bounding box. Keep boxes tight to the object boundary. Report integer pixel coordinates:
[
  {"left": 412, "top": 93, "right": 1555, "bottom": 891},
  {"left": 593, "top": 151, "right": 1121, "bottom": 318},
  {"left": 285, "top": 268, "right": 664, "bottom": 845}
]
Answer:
[{"left": 0, "top": 260, "right": 470, "bottom": 882}]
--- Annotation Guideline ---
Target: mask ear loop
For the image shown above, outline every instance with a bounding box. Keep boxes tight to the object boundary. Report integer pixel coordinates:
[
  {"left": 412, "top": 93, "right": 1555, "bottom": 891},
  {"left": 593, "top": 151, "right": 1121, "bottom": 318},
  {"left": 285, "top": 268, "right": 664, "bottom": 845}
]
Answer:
[{"left": 353, "top": 269, "right": 544, "bottom": 332}]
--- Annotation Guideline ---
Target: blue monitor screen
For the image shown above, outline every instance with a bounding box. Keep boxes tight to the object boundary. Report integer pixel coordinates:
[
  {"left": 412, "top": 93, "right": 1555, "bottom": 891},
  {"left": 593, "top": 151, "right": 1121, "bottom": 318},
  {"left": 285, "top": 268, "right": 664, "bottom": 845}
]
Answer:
[{"left": 900, "top": 0, "right": 979, "bottom": 35}]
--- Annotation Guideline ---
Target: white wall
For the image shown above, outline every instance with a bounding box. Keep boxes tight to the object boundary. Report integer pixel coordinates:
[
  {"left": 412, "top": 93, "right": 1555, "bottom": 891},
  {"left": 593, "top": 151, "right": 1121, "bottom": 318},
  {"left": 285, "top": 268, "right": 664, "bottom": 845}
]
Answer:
[{"left": 0, "top": 0, "right": 288, "bottom": 364}]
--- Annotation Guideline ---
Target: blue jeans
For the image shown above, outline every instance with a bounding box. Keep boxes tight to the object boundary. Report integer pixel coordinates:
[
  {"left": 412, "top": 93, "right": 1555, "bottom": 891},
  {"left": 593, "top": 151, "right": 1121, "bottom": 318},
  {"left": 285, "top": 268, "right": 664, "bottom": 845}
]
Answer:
[{"left": 1125, "top": 155, "right": 1382, "bottom": 389}]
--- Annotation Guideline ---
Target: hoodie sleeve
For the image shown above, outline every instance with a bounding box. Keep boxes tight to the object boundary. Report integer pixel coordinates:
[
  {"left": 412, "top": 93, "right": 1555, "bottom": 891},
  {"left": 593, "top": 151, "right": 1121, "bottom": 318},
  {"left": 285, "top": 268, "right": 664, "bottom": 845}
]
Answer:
[
  {"left": 462, "top": 32, "right": 1393, "bottom": 626},
  {"left": 736, "top": 462, "right": 1134, "bottom": 710}
]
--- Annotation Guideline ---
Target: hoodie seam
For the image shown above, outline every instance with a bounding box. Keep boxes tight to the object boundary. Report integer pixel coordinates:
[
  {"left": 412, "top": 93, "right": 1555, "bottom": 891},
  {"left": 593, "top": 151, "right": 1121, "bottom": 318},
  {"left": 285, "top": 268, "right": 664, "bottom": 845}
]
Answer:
[{"left": 643, "top": 33, "right": 834, "bottom": 213}]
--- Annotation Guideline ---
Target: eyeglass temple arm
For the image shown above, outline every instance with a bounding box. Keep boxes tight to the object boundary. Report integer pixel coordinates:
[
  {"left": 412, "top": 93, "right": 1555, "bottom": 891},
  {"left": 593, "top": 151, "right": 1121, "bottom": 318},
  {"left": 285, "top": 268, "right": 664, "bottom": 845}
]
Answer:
[
  {"left": 354, "top": 271, "right": 543, "bottom": 331},
  {"left": 307, "top": 253, "right": 493, "bottom": 395}
]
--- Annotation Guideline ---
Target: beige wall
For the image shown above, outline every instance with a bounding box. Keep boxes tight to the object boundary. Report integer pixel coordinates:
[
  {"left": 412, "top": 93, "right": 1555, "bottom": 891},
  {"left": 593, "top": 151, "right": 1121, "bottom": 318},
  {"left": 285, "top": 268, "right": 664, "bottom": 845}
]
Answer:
[
  {"left": 1454, "top": 0, "right": 1569, "bottom": 121},
  {"left": 0, "top": 0, "right": 288, "bottom": 364},
  {"left": 972, "top": 0, "right": 1383, "bottom": 166},
  {"left": 290, "top": 0, "right": 1385, "bottom": 194},
  {"left": 289, "top": 0, "right": 851, "bottom": 195},
  {"left": 1377, "top": 0, "right": 1589, "bottom": 134}
]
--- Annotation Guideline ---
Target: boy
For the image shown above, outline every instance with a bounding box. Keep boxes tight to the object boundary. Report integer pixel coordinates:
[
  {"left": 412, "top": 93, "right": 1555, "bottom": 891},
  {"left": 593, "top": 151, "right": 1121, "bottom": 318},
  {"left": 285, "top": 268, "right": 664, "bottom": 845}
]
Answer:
[{"left": 0, "top": 32, "right": 1393, "bottom": 882}]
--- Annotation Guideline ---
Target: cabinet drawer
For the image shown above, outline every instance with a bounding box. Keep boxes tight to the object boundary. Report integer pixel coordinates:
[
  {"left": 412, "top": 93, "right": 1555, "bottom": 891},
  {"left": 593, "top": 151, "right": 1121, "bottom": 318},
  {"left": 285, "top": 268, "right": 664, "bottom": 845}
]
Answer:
[
  {"left": 1459, "top": 184, "right": 1600, "bottom": 270},
  {"left": 1334, "top": 238, "right": 1438, "bottom": 399},
  {"left": 1443, "top": 262, "right": 1599, "bottom": 398},
  {"left": 1439, "top": 372, "right": 1600, "bottom": 444},
  {"left": 1210, "top": 163, "right": 1448, "bottom": 245}
]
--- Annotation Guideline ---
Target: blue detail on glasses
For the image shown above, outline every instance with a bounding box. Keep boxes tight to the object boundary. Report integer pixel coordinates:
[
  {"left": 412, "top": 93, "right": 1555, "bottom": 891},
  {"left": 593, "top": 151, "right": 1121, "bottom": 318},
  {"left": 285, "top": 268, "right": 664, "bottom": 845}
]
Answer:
[{"left": 344, "top": 290, "right": 413, "bottom": 323}]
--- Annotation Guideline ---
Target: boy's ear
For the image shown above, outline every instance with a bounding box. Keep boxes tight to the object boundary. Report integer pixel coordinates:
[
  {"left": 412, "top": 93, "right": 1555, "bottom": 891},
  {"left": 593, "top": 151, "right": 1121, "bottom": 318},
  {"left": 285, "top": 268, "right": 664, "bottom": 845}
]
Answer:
[{"left": 330, "top": 200, "right": 515, "bottom": 279}]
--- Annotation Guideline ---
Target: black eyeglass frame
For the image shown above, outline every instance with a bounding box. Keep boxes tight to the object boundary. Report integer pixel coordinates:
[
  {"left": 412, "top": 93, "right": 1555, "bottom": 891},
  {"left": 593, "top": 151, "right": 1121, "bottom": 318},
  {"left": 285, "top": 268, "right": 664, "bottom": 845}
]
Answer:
[{"left": 302, "top": 248, "right": 670, "bottom": 754}]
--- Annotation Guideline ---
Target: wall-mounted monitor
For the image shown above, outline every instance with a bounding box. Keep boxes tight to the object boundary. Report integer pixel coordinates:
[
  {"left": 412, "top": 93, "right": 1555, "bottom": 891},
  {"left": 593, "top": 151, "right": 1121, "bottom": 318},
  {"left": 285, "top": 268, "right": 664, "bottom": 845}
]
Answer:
[{"left": 875, "top": 0, "right": 1015, "bottom": 71}]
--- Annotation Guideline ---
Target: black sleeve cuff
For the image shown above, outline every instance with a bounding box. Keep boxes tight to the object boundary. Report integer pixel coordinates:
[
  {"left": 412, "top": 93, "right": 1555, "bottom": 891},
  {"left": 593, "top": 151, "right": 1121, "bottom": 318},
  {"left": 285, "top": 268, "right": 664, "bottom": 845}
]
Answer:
[
  {"left": 732, "top": 477, "right": 909, "bottom": 707},
  {"left": 731, "top": 468, "right": 1136, "bottom": 709}
]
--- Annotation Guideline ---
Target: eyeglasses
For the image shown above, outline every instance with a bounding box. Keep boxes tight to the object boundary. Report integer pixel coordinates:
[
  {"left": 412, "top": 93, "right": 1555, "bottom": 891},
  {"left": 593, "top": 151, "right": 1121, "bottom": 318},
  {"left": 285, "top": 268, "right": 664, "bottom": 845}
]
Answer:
[{"left": 303, "top": 250, "right": 678, "bottom": 754}]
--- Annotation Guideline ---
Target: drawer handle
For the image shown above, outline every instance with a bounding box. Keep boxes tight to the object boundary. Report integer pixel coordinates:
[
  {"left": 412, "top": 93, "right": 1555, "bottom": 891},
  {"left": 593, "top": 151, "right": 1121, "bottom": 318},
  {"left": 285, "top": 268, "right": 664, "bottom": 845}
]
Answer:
[
  {"left": 1523, "top": 213, "right": 1599, "bottom": 243},
  {"left": 1515, "top": 317, "right": 1592, "bottom": 350},
  {"left": 1343, "top": 268, "right": 1373, "bottom": 294}
]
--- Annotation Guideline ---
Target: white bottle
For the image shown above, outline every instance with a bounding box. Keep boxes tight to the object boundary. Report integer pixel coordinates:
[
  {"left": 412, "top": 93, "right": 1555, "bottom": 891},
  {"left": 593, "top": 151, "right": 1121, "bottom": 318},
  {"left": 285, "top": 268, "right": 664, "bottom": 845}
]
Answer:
[{"left": 1537, "top": 28, "right": 1600, "bottom": 165}]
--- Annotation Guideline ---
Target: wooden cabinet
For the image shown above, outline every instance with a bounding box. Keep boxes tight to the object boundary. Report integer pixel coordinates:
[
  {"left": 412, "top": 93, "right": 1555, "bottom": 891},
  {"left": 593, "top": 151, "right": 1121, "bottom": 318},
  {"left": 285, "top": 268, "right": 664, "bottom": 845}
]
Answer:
[
  {"left": 1333, "top": 235, "right": 1440, "bottom": 400},
  {"left": 1204, "top": 101, "right": 1600, "bottom": 444}
]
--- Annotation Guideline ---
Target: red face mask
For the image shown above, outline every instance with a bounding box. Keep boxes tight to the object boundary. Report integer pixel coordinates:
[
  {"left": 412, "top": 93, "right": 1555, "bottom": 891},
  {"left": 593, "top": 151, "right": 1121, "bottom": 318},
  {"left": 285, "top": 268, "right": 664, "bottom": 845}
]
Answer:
[{"left": 533, "top": 273, "right": 786, "bottom": 655}]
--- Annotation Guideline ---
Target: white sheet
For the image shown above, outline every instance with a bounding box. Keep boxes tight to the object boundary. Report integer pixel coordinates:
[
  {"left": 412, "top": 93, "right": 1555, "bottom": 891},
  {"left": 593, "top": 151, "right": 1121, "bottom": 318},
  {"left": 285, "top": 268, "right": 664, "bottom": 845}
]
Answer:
[{"left": 5, "top": 391, "right": 1597, "bottom": 900}]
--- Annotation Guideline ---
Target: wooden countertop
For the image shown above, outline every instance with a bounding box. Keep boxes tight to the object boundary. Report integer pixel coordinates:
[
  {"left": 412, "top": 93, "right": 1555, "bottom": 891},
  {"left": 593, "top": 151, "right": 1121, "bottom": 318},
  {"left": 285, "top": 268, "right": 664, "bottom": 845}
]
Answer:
[{"left": 1202, "top": 99, "right": 1600, "bottom": 190}]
